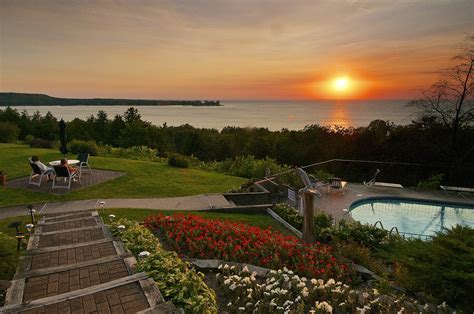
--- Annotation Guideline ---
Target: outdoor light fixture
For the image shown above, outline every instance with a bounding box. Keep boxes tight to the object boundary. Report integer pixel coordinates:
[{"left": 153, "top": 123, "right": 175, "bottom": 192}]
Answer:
[
  {"left": 27, "top": 205, "right": 36, "bottom": 224},
  {"left": 117, "top": 225, "right": 126, "bottom": 232},
  {"left": 108, "top": 214, "right": 115, "bottom": 222},
  {"left": 138, "top": 251, "right": 150, "bottom": 258},
  {"left": 25, "top": 223, "right": 34, "bottom": 234},
  {"left": 15, "top": 232, "right": 25, "bottom": 251},
  {"left": 100, "top": 201, "right": 106, "bottom": 209}
]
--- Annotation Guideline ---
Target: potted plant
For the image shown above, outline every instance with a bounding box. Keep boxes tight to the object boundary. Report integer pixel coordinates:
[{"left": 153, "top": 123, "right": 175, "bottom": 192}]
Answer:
[{"left": 0, "top": 170, "right": 6, "bottom": 185}]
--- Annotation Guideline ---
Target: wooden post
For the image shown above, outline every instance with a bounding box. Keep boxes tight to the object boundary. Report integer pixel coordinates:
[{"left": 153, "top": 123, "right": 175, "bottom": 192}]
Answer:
[{"left": 302, "top": 191, "right": 315, "bottom": 244}]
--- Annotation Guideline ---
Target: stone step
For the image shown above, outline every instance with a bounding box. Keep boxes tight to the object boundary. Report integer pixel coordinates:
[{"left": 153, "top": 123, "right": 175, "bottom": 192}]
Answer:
[
  {"left": 27, "top": 226, "right": 112, "bottom": 250},
  {"left": 2, "top": 273, "right": 164, "bottom": 314},
  {"left": 22, "top": 240, "right": 125, "bottom": 272}
]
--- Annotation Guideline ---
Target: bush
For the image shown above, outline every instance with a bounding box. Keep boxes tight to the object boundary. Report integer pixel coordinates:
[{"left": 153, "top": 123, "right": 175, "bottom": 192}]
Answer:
[
  {"left": 24, "top": 135, "right": 35, "bottom": 144},
  {"left": 391, "top": 225, "right": 474, "bottom": 311},
  {"left": 167, "top": 153, "right": 189, "bottom": 168},
  {"left": 417, "top": 173, "right": 444, "bottom": 190},
  {"left": 201, "top": 155, "right": 287, "bottom": 179},
  {"left": 0, "top": 122, "right": 20, "bottom": 143},
  {"left": 68, "top": 139, "right": 99, "bottom": 156},
  {"left": 98, "top": 145, "right": 164, "bottom": 162},
  {"left": 272, "top": 204, "right": 333, "bottom": 241},
  {"left": 0, "top": 232, "right": 19, "bottom": 280},
  {"left": 334, "top": 220, "right": 392, "bottom": 250},
  {"left": 109, "top": 219, "right": 218, "bottom": 313},
  {"left": 28, "top": 138, "right": 55, "bottom": 149}
]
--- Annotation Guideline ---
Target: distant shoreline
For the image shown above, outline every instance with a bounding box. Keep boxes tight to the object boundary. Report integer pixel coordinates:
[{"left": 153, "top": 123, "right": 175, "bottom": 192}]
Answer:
[{"left": 0, "top": 92, "right": 221, "bottom": 107}]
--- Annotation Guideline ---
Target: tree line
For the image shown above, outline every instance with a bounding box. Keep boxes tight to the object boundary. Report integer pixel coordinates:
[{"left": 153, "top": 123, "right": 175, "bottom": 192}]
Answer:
[{"left": 0, "top": 106, "right": 472, "bottom": 168}]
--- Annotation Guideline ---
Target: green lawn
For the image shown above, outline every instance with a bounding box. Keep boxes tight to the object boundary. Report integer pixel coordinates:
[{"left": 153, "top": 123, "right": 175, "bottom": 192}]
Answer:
[
  {"left": 98, "top": 208, "right": 292, "bottom": 235},
  {"left": 0, "top": 143, "right": 246, "bottom": 207}
]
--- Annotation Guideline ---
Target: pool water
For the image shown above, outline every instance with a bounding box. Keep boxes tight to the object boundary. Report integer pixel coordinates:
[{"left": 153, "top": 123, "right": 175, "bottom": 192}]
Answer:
[{"left": 349, "top": 198, "right": 474, "bottom": 238}]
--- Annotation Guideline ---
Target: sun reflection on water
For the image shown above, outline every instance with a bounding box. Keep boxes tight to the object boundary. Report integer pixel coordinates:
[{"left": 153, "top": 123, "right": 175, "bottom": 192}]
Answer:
[{"left": 323, "top": 101, "right": 352, "bottom": 129}]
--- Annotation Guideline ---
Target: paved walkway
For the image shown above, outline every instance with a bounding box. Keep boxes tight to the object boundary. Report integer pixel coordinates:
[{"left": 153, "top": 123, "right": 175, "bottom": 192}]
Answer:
[
  {"left": 1, "top": 209, "right": 177, "bottom": 313},
  {"left": 0, "top": 194, "right": 234, "bottom": 220}
]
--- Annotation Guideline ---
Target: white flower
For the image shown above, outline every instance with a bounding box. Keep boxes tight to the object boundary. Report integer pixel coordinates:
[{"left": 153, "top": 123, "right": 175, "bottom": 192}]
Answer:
[
  {"left": 362, "top": 292, "right": 369, "bottom": 299},
  {"left": 331, "top": 286, "right": 342, "bottom": 294},
  {"left": 247, "top": 288, "right": 253, "bottom": 293},
  {"left": 270, "top": 298, "right": 277, "bottom": 307},
  {"left": 326, "top": 279, "right": 335, "bottom": 286},
  {"left": 230, "top": 265, "right": 236, "bottom": 270},
  {"left": 372, "top": 288, "right": 379, "bottom": 296},
  {"left": 283, "top": 274, "right": 290, "bottom": 282},
  {"left": 397, "top": 307, "right": 405, "bottom": 314},
  {"left": 297, "top": 282, "right": 305, "bottom": 288},
  {"left": 251, "top": 271, "right": 257, "bottom": 277},
  {"left": 227, "top": 302, "right": 232, "bottom": 307},
  {"left": 224, "top": 264, "right": 229, "bottom": 269},
  {"left": 215, "top": 273, "right": 220, "bottom": 278},
  {"left": 315, "top": 301, "right": 333, "bottom": 313},
  {"left": 311, "top": 278, "right": 318, "bottom": 285},
  {"left": 280, "top": 289, "right": 288, "bottom": 295},
  {"left": 229, "top": 283, "right": 236, "bottom": 291},
  {"left": 339, "top": 302, "right": 346, "bottom": 306},
  {"left": 224, "top": 279, "right": 231, "bottom": 285},
  {"left": 302, "top": 287, "right": 309, "bottom": 297},
  {"left": 218, "top": 264, "right": 223, "bottom": 269},
  {"left": 246, "top": 302, "right": 253, "bottom": 308},
  {"left": 238, "top": 307, "right": 245, "bottom": 311},
  {"left": 295, "top": 296, "right": 301, "bottom": 303},
  {"left": 264, "top": 292, "right": 270, "bottom": 296},
  {"left": 242, "top": 266, "right": 249, "bottom": 273},
  {"left": 270, "top": 270, "right": 277, "bottom": 274},
  {"left": 301, "top": 277, "right": 307, "bottom": 282},
  {"left": 283, "top": 300, "right": 294, "bottom": 307},
  {"left": 242, "top": 277, "right": 251, "bottom": 284}
]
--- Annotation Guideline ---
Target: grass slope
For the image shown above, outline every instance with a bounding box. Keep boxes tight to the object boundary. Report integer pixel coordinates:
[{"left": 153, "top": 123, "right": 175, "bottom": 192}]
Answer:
[{"left": 0, "top": 143, "right": 245, "bottom": 207}]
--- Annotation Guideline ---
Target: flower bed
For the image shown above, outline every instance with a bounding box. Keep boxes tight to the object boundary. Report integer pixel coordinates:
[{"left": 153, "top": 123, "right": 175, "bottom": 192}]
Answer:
[
  {"left": 109, "top": 219, "right": 218, "bottom": 313},
  {"left": 217, "top": 265, "right": 451, "bottom": 313},
  {"left": 144, "top": 214, "right": 350, "bottom": 281}
]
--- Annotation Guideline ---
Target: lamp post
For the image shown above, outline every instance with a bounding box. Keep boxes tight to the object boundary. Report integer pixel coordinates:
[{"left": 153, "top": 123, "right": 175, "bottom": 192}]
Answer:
[
  {"left": 25, "top": 223, "right": 34, "bottom": 235},
  {"left": 15, "top": 232, "right": 25, "bottom": 251},
  {"left": 27, "top": 205, "right": 36, "bottom": 224}
]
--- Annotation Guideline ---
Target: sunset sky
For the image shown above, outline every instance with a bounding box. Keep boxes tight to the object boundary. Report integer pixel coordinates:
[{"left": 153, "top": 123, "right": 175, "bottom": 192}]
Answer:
[{"left": 1, "top": 0, "right": 473, "bottom": 100}]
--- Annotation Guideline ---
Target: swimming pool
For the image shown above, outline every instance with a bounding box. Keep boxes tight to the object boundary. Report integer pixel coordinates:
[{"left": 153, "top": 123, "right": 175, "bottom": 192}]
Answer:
[{"left": 349, "top": 198, "right": 474, "bottom": 238}]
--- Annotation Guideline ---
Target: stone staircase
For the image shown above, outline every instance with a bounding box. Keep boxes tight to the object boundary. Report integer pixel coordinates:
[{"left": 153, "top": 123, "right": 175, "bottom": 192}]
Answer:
[{"left": 1, "top": 210, "right": 177, "bottom": 313}]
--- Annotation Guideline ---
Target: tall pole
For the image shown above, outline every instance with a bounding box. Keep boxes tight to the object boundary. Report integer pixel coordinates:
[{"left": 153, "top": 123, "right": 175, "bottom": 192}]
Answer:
[{"left": 302, "top": 191, "right": 315, "bottom": 244}]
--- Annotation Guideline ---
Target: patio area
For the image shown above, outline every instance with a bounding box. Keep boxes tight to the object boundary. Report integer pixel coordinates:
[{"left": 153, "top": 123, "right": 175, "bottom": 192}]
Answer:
[
  {"left": 6, "top": 169, "right": 126, "bottom": 195},
  {"left": 316, "top": 182, "right": 474, "bottom": 221}
]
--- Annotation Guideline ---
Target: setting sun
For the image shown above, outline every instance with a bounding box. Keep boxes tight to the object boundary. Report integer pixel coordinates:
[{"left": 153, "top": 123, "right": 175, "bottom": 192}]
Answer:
[{"left": 333, "top": 76, "right": 351, "bottom": 92}]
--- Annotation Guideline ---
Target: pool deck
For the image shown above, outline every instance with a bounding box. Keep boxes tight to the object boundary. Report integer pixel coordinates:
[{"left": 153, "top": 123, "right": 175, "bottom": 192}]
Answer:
[{"left": 315, "top": 183, "right": 474, "bottom": 222}]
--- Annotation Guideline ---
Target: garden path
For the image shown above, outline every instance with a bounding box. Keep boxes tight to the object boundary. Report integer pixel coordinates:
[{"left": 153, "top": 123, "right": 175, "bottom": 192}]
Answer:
[
  {"left": 0, "top": 194, "right": 233, "bottom": 220},
  {"left": 1, "top": 209, "right": 177, "bottom": 313}
]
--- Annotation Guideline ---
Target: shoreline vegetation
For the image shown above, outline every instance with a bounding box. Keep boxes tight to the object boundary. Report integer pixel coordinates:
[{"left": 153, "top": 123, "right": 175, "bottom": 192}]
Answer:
[{"left": 0, "top": 92, "right": 221, "bottom": 107}]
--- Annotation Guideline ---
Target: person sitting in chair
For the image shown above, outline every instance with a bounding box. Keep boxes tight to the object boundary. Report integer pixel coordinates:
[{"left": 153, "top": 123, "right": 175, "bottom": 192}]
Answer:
[
  {"left": 31, "top": 155, "right": 54, "bottom": 181},
  {"left": 60, "top": 158, "right": 79, "bottom": 177}
]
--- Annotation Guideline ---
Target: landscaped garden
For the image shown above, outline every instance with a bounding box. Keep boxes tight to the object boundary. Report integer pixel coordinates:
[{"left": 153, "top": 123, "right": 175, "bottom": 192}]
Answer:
[
  {"left": 107, "top": 213, "right": 470, "bottom": 313},
  {"left": 0, "top": 143, "right": 245, "bottom": 207}
]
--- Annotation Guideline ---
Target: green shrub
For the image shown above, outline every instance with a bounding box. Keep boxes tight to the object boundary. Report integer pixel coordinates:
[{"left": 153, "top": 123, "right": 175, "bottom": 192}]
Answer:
[
  {"left": 68, "top": 139, "right": 98, "bottom": 156},
  {"left": 109, "top": 220, "right": 217, "bottom": 312},
  {"left": 98, "top": 145, "right": 164, "bottom": 162},
  {"left": 167, "top": 153, "right": 189, "bottom": 168},
  {"left": 334, "top": 241, "right": 387, "bottom": 276},
  {"left": 24, "top": 135, "right": 35, "bottom": 145},
  {"left": 28, "top": 138, "right": 55, "bottom": 149},
  {"left": 334, "top": 220, "right": 392, "bottom": 249},
  {"left": 391, "top": 225, "right": 474, "bottom": 311},
  {"left": 272, "top": 204, "right": 333, "bottom": 237},
  {"left": 417, "top": 173, "right": 444, "bottom": 190},
  {"left": 0, "top": 232, "right": 19, "bottom": 280},
  {"left": 0, "top": 122, "right": 20, "bottom": 143}
]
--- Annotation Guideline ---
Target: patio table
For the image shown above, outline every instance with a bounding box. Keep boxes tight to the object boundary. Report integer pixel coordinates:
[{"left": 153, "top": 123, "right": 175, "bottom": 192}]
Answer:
[{"left": 49, "top": 159, "right": 80, "bottom": 166}]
